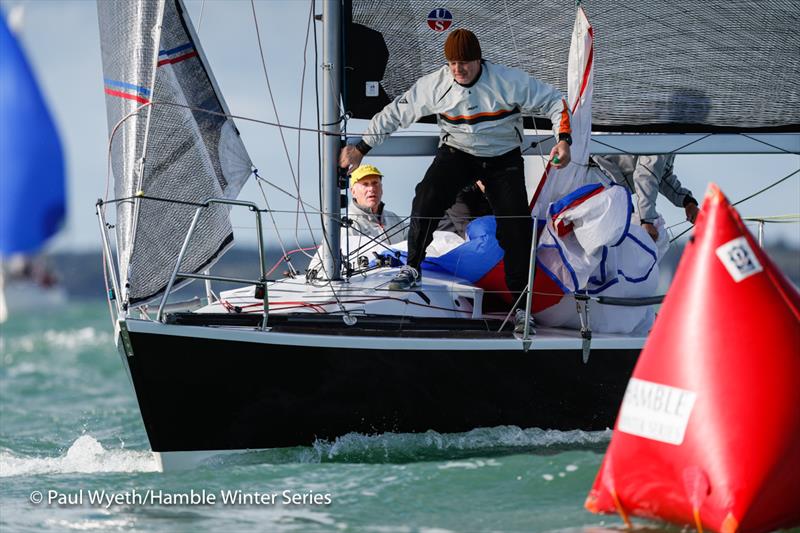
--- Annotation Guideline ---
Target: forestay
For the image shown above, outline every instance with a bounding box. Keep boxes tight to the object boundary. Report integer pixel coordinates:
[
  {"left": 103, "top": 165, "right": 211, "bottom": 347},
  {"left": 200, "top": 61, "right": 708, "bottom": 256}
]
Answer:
[{"left": 98, "top": 0, "right": 252, "bottom": 304}]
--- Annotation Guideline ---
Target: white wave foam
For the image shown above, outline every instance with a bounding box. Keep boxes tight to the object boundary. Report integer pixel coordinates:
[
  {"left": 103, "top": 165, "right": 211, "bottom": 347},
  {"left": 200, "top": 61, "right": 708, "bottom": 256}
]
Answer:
[
  {"left": 44, "top": 518, "right": 135, "bottom": 531},
  {"left": 0, "top": 435, "right": 159, "bottom": 477},
  {"left": 307, "top": 426, "right": 611, "bottom": 463},
  {"left": 438, "top": 458, "right": 502, "bottom": 470}
]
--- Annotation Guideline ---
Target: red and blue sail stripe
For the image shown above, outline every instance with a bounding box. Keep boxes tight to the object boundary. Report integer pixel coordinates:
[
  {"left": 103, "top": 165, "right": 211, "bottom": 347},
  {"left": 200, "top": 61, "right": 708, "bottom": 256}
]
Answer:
[
  {"left": 103, "top": 78, "right": 151, "bottom": 105},
  {"left": 157, "top": 42, "right": 197, "bottom": 66}
]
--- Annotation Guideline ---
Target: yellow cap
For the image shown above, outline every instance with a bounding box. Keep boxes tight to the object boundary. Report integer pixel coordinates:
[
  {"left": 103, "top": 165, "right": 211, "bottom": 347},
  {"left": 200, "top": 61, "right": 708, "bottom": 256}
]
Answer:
[{"left": 349, "top": 164, "right": 383, "bottom": 187}]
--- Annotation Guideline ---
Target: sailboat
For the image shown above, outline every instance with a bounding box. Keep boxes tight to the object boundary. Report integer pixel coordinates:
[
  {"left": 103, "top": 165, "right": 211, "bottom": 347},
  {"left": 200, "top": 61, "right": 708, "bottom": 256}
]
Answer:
[
  {"left": 0, "top": 9, "right": 67, "bottom": 322},
  {"left": 95, "top": 0, "right": 799, "bottom": 470}
]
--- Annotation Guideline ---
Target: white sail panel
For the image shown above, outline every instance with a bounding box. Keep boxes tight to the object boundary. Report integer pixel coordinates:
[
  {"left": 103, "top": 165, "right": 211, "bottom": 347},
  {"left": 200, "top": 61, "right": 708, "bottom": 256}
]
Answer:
[{"left": 98, "top": 0, "right": 252, "bottom": 304}]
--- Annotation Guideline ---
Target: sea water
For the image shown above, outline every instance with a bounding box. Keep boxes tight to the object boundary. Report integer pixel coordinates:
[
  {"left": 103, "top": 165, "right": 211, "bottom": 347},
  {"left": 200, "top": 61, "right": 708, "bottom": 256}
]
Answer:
[{"left": 1, "top": 302, "right": 680, "bottom": 532}]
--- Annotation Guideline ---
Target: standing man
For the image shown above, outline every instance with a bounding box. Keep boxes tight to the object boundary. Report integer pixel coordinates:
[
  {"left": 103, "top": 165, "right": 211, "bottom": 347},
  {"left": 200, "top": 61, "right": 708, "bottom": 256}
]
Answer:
[
  {"left": 592, "top": 154, "right": 700, "bottom": 241},
  {"left": 340, "top": 29, "right": 572, "bottom": 330}
]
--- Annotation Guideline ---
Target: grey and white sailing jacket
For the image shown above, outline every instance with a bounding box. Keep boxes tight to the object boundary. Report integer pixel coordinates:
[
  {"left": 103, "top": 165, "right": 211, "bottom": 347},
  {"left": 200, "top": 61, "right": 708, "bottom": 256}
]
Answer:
[
  {"left": 592, "top": 154, "right": 697, "bottom": 223},
  {"left": 307, "top": 199, "right": 407, "bottom": 274},
  {"left": 346, "top": 199, "right": 407, "bottom": 245},
  {"left": 358, "top": 61, "right": 572, "bottom": 158}
]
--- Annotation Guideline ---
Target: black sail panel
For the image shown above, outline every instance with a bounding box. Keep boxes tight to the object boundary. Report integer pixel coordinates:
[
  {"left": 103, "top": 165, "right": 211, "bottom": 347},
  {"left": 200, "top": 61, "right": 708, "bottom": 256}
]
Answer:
[{"left": 346, "top": 0, "right": 800, "bottom": 133}]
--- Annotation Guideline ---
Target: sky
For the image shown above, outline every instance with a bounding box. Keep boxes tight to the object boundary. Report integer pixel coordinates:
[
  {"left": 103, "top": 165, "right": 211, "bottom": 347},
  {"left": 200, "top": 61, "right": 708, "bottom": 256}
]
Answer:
[{"left": 2, "top": 0, "right": 798, "bottom": 253}]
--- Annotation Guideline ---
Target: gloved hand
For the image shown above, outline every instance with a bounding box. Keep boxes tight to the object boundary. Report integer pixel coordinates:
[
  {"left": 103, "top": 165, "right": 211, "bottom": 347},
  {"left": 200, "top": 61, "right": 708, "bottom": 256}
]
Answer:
[
  {"left": 685, "top": 202, "right": 700, "bottom": 224},
  {"left": 339, "top": 144, "right": 365, "bottom": 174}
]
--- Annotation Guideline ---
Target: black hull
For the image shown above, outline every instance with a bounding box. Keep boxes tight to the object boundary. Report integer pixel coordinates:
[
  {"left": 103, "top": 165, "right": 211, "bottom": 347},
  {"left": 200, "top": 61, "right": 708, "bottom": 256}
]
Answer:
[{"left": 123, "top": 327, "right": 638, "bottom": 452}]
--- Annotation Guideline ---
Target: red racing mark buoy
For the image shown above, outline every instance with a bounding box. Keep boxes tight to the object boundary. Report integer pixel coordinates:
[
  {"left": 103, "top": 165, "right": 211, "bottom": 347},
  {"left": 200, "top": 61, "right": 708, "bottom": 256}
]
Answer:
[{"left": 585, "top": 183, "right": 800, "bottom": 532}]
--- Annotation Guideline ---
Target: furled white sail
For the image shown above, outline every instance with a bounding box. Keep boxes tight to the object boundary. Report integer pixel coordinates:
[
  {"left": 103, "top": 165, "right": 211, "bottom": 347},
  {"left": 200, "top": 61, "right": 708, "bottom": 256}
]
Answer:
[
  {"left": 98, "top": 0, "right": 252, "bottom": 304},
  {"left": 531, "top": 6, "right": 594, "bottom": 217}
]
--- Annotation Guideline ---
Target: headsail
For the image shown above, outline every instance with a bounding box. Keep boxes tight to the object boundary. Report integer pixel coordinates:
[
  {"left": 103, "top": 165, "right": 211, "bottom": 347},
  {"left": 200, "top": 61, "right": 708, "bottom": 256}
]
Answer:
[
  {"left": 531, "top": 5, "right": 594, "bottom": 217},
  {"left": 98, "top": 0, "right": 252, "bottom": 304},
  {"left": 347, "top": 0, "right": 799, "bottom": 133},
  {"left": 0, "top": 13, "right": 65, "bottom": 256}
]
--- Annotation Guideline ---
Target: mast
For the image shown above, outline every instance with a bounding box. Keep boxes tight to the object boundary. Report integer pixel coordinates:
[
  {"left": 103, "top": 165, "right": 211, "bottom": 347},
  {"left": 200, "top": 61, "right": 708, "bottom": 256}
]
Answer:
[{"left": 321, "top": 0, "right": 342, "bottom": 279}]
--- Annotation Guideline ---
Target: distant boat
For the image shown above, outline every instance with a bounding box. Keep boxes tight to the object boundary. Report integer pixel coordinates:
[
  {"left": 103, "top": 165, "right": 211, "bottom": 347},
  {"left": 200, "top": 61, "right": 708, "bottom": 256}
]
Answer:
[{"left": 0, "top": 10, "right": 67, "bottom": 321}]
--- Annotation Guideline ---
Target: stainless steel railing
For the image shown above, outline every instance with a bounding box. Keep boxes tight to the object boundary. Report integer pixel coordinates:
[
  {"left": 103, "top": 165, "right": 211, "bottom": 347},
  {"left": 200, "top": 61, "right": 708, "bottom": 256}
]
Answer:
[{"left": 96, "top": 197, "right": 271, "bottom": 331}]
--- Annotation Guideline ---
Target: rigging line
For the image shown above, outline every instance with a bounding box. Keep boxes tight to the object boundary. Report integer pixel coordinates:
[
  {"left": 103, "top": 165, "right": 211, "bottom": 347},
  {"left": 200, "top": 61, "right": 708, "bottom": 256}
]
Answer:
[
  {"left": 197, "top": 0, "right": 205, "bottom": 34},
  {"left": 742, "top": 214, "right": 800, "bottom": 223},
  {"left": 253, "top": 173, "right": 324, "bottom": 215},
  {"left": 739, "top": 133, "right": 799, "bottom": 155},
  {"left": 249, "top": 0, "right": 321, "bottom": 257},
  {"left": 344, "top": 217, "right": 411, "bottom": 259},
  {"left": 266, "top": 246, "right": 318, "bottom": 277},
  {"left": 499, "top": 4, "right": 552, "bottom": 188},
  {"left": 308, "top": 0, "right": 347, "bottom": 286},
  {"left": 250, "top": 0, "right": 320, "bottom": 260},
  {"left": 312, "top": 0, "right": 325, "bottom": 266},
  {"left": 328, "top": 212, "right": 410, "bottom": 260},
  {"left": 589, "top": 133, "right": 714, "bottom": 157},
  {"left": 249, "top": 0, "right": 296, "bottom": 178},
  {"left": 101, "top": 195, "right": 208, "bottom": 208},
  {"left": 670, "top": 167, "right": 800, "bottom": 243},
  {"left": 666, "top": 220, "right": 690, "bottom": 230},
  {"left": 115, "top": 99, "right": 338, "bottom": 137},
  {"left": 253, "top": 171, "right": 321, "bottom": 260},
  {"left": 338, "top": 230, "right": 401, "bottom": 260},
  {"left": 337, "top": 0, "right": 354, "bottom": 277},
  {"left": 665, "top": 133, "right": 715, "bottom": 155},
  {"left": 319, "top": 66, "right": 342, "bottom": 261},
  {"left": 291, "top": 1, "right": 319, "bottom": 257},
  {"left": 109, "top": 97, "right": 583, "bottom": 139},
  {"left": 254, "top": 177, "right": 300, "bottom": 276},
  {"left": 502, "top": 0, "right": 522, "bottom": 69},
  {"left": 732, "top": 168, "right": 799, "bottom": 208}
]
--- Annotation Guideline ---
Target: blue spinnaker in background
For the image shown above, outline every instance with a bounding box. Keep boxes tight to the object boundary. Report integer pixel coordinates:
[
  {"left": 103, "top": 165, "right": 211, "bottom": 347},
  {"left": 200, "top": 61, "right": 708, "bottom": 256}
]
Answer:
[{"left": 0, "top": 14, "right": 65, "bottom": 255}]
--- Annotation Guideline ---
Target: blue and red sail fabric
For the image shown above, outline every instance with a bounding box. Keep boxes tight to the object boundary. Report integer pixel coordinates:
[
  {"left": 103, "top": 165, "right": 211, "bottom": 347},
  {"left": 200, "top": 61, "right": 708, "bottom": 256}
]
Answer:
[
  {"left": 0, "top": 14, "right": 65, "bottom": 255},
  {"left": 585, "top": 184, "right": 800, "bottom": 532},
  {"left": 533, "top": 180, "right": 665, "bottom": 334},
  {"left": 102, "top": 42, "right": 197, "bottom": 105}
]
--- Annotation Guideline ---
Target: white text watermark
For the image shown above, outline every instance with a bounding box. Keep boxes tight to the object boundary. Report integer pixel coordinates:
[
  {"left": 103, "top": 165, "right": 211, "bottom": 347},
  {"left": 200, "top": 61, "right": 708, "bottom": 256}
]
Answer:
[{"left": 29, "top": 489, "right": 332, "bottom": 508}]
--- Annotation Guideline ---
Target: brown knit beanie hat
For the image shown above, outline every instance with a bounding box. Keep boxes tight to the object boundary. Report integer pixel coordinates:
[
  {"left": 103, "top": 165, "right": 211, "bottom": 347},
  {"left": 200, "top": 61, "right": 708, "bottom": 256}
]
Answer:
[{"left": 444, "top": 29, "right": 481, "bottom": 61}]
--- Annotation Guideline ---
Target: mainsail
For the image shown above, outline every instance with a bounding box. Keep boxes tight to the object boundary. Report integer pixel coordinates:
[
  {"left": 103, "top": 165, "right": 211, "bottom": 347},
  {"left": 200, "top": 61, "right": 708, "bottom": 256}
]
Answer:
[
  {"left": 347, "top": 0, "right": 800, "bottom": 133},
  {"left": 98, "top": 0, "right": 252, "bottom": 304}
]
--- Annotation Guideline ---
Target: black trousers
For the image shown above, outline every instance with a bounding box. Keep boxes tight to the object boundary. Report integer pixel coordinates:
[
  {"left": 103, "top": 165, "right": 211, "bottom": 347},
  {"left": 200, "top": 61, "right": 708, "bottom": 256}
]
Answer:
[{"left": 407, "top": 145, "right": 533, "bottom": 302}]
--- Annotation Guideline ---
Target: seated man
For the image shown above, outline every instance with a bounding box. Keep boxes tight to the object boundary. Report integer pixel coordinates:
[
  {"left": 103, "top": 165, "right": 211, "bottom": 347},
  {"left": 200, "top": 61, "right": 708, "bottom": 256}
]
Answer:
[
  {"left": 591, "top": 154, "right": 700, "bottom": 241},
  {"left": 308, "top": 164, "right": 406, "bottom": 277},
  {"left": 345, "top": 164, "right": 407, "bottom": 246}
]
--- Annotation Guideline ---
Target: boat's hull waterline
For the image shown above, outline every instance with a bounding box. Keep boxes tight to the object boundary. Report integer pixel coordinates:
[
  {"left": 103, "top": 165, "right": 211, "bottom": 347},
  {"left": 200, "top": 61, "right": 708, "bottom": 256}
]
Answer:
[{"left": 117, "top": 318, "right": 640, "bottom": 456}]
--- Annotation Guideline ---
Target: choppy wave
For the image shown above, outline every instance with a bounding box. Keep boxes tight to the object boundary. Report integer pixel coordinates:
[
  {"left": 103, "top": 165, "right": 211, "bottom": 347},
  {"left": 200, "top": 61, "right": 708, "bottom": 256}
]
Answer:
[
  {"left": 312, "top": 426, "right": 611, "bottom": 463},
  {"left": 0, "top": 435, "right": 159, "bottom": 477},
  {"left": 217, "top": 426, "right": 611, "bottom": 466}
]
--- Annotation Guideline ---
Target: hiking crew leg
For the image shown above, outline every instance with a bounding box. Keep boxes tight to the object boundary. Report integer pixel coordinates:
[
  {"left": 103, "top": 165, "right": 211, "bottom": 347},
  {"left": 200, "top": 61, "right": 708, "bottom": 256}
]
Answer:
[
  {"left": 407, "top": 146, "right": 475, "bottom": 269},
  {"left": 479, "top": 149, "right": 533, "bottom": 303}
]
